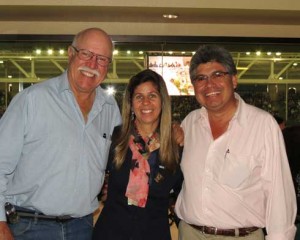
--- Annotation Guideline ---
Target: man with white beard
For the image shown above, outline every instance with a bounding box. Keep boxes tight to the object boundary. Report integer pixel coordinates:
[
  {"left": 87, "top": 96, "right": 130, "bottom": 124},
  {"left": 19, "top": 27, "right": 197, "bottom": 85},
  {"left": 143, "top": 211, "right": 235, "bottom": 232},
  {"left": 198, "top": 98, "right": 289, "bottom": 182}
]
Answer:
[{"left": 0, "top": 28, "right": 121, "bottom": 240}]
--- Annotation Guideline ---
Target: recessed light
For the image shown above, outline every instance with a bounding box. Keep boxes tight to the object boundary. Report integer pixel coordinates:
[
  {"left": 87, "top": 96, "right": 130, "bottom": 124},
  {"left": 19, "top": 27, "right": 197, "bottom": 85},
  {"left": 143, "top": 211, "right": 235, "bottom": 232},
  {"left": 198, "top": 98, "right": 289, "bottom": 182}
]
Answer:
[{"left": 163, "top": 14, "right": 178, "bottom": 19}]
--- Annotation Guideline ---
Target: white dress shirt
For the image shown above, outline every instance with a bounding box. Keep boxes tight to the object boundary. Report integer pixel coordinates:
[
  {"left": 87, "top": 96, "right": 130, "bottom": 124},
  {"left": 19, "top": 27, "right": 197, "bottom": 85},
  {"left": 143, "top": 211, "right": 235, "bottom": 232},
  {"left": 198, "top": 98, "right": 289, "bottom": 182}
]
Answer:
[{"left": 175, "top": 93, "right": 296, "bottom": 240}]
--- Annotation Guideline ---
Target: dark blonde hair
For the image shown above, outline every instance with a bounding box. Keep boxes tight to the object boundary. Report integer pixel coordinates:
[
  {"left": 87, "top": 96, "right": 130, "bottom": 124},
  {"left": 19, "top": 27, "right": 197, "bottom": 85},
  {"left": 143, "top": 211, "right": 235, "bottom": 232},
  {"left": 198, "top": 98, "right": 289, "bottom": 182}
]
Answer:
[{"left": 114, "top": 69, "right": 179, "bottom": 171}]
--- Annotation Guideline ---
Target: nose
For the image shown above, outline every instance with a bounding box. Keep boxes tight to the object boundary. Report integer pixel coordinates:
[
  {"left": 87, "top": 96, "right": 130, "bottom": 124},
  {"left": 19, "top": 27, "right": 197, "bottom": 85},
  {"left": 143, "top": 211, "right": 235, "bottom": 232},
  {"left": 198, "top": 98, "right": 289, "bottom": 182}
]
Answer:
[
  {"left": 141, "top": 96, "right": 151, "bottom": 105},
  {"left": 87, "top": 55, "right": 98, "bottom": 69},
  {"left": 203, "top": 77, "right": 216, "bottom": 88}
]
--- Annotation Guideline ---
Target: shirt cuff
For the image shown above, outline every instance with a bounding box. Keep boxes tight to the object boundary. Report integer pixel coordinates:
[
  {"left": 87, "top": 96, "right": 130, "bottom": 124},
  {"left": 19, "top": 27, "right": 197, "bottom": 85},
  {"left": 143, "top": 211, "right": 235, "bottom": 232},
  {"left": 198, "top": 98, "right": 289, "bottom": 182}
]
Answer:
[{"left": 265, "top": 224, "right": 297, "bottom": 240}]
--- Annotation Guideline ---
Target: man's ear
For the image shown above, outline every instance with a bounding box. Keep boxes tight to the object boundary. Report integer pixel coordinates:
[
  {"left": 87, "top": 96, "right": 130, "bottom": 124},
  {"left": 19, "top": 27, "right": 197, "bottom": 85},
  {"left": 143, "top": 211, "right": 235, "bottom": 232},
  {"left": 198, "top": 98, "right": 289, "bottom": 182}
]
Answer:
[{"left": 232, "top": 75, "right": 238, "bottom": 89}]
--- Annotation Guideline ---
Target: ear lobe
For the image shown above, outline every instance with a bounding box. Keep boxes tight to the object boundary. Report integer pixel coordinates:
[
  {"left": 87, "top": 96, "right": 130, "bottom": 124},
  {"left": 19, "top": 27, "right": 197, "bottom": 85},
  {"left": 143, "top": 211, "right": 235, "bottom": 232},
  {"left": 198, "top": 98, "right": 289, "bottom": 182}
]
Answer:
[
  {"left": 232, "top": 75, "right": 238, "bottom": 89},
  {"left": 67, "top": 46, "right": 74, "bottom": 60}
]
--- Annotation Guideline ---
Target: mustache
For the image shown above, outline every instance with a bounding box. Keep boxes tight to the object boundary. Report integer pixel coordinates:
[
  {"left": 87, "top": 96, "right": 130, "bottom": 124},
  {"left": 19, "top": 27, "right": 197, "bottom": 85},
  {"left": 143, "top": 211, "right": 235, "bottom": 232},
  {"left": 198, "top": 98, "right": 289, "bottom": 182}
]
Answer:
[{"left": 78, "top": 66, "right": 100, "bottom": 77}]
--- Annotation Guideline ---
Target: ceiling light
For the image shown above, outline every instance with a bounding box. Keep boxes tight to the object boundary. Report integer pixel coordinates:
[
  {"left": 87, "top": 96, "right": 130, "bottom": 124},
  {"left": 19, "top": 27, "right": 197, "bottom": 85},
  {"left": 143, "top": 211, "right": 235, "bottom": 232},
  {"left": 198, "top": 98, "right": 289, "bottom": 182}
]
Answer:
[
  {"left": 59, "top": 49, "right": 65, "bottom": 55},
  {"left": 163, "top": 14, "right": 178, "bottom": 19},
  {"left": 36, "top": 49, "right": 41, "bottom": 55},
  {"left": 293, "top": 63, "right": 298, "bottom": 66},
  {"left": 267, "top": 52, "right": 272, "bottom": 56},
  {"left": 47, "top": 49, "right": 53, "bottom": 55},
  {"left": 246, "top": 52, "right": 251, "bottom": 55},
  {"left": 113, "top": 50, "right": 119, "bottom": 55}
]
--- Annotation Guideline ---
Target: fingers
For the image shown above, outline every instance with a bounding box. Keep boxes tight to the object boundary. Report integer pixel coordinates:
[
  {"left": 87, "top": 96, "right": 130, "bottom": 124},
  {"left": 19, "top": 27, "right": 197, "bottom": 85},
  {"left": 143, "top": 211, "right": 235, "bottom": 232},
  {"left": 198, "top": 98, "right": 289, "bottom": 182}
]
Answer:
[{"left": 172, "top": 123, "right": 184, "bottom": 146}]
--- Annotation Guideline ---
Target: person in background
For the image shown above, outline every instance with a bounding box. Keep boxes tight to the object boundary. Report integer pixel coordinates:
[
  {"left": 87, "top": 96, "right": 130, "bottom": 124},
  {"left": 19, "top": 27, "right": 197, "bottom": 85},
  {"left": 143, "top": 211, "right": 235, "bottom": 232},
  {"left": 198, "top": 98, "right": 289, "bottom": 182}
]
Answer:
[
  {"left": 283, "top": 125, "right": 300, "bottom": 240},
  {"left": 175, "top": 45, "right": 296, "bottom": 240},
  {"left": 274, "top": 115, "right": 286, "bottom": 130},
  {"left": 0, "top": 28, "right": 121, "bottom": 240},
  {"left": 92, "top": 69, "right": 183, "bottom": 240}
]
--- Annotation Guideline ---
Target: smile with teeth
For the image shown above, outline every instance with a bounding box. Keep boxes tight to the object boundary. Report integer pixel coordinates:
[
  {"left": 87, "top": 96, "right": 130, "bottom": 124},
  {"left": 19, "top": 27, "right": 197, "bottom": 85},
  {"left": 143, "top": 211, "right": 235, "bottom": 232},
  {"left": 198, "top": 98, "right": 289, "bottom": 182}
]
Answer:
[
  {"left": 81, "top": 70, "right": 96, "bottom": 77},
  {"left": 141, "top": 109, "right": 153, "bottom": 113},
  {"left": 206, "top": 91, "right": 220, "bottom": 97}
]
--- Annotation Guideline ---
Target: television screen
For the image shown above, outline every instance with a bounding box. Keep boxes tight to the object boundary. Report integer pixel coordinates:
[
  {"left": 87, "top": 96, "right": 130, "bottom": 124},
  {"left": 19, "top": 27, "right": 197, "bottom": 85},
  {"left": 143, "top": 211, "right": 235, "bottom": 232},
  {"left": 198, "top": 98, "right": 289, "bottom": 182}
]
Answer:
[{"left": 148, "top": 56, "right": 194, "bottom": 96}]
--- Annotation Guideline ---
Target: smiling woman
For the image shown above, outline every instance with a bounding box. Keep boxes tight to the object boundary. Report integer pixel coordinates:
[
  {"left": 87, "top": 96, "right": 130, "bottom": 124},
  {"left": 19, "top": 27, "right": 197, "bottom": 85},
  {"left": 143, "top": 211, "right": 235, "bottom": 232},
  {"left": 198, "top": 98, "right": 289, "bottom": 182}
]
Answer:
[
  {"left": 92, "top": 69, "right": 183, "bottom": 240},
  {"left": 131, "top": 81, "right": 162, "bottom": 132}
]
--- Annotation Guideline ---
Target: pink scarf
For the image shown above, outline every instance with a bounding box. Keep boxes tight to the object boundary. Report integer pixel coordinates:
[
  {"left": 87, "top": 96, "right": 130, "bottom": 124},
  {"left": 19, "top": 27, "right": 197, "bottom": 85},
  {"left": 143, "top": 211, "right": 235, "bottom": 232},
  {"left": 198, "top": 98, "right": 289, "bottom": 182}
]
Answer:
[{"left": 125, "top": 130, "right": 160, "bottom": 208}]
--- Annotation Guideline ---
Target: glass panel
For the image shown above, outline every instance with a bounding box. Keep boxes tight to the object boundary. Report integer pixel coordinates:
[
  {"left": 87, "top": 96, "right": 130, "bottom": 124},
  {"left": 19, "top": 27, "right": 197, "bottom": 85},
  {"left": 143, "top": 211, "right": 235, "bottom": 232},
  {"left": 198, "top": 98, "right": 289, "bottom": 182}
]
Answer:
[{"left": 0, "top": 36, "right": 299, "bottom": 125}]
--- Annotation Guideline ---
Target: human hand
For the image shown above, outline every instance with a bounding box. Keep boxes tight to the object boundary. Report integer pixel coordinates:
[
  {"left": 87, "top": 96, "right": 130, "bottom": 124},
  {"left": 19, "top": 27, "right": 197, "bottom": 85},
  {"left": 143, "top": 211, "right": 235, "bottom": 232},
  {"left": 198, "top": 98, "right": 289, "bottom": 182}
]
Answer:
[
  {"left": 100, "top": 183, "right": 108, "bottom": 202},
  {"left": 100, "top": 172, "right": 109, "bottom": 202},
  {"left": 172, "top": 122, "right": 184, "bottom": 146},
  {"left": 0, "top": 222, "right": 14, "bottom": 240}
]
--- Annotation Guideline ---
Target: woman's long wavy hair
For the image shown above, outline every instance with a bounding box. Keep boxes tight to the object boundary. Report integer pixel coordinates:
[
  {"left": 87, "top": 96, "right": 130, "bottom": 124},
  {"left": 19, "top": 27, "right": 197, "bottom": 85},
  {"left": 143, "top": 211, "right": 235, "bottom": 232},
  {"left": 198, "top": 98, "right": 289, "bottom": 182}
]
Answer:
[{"left": 114, "top": 69, "right": 180, "bottom": 172}]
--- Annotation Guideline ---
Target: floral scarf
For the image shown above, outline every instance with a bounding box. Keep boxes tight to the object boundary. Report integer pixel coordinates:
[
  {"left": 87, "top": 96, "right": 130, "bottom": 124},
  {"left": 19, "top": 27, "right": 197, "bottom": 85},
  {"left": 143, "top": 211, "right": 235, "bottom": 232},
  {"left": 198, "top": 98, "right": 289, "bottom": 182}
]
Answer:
[{"left": 125, "top": 125, "right": 160, "bottom": 208}]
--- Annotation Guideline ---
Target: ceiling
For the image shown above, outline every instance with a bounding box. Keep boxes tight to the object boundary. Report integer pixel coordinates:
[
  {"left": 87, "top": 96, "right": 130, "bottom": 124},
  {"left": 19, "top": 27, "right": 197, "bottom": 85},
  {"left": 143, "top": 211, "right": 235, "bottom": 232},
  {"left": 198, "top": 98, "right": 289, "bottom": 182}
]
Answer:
[
  {"left": 0, "top": 0, "right": 300, "bottom": 37},
  {"left": 0, "top": 6, "right": 299, "bottom": 25}
]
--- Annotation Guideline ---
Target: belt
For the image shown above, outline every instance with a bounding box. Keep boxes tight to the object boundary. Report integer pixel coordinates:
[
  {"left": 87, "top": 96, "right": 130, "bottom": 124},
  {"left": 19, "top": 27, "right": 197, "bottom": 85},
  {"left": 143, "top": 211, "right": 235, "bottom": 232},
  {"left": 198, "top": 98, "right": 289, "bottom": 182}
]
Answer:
[
  {"left": 190, "top": 224, "right": 259, "bottom": 237},
  {"left": 16, "top": 211, "right": 74, "bottom": 223},
  {"left": 5, "top": 203, "right": 74, "bottom": 224}
]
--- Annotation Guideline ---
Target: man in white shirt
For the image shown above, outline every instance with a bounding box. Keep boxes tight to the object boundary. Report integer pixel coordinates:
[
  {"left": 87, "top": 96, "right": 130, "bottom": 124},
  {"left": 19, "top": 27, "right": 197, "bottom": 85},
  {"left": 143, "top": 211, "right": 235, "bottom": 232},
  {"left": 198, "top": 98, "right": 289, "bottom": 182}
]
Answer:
[{"left": 175, "top": 45, "right": 296, "bottom": 240}]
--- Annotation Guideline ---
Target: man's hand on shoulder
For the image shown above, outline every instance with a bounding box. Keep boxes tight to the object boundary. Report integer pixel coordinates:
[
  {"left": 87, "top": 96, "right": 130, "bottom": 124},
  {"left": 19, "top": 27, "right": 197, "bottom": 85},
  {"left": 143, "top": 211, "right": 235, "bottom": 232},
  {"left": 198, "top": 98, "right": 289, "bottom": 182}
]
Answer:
[{"left": 172, "top": 122, "right": 184, "bottom": 146}]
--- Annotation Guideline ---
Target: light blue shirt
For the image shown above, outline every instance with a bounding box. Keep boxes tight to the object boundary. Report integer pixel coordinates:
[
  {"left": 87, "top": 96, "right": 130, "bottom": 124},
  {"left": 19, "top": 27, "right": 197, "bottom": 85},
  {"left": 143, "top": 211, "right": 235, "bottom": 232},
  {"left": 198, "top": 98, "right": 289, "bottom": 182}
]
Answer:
[{"left": 0, "top": 71, "right": 122, "bottom": 220}]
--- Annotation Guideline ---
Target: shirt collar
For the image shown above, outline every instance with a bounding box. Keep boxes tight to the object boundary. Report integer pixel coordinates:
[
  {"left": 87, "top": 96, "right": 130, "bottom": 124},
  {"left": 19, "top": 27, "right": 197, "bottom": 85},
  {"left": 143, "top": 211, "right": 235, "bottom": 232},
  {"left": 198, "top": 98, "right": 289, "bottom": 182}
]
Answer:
[
  {"left": 197, "top": 92, "right": 247, "bottom": 128},
  {"left": 232, "top": 92, "right": 248, "bottom": 128}
]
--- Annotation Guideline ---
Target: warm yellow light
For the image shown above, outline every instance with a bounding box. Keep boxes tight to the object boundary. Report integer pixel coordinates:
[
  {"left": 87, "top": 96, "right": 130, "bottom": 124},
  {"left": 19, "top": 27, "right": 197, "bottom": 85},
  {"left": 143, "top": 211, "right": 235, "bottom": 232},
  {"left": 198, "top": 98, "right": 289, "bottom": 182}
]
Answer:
[{"left": 163, "top": 14, "right": 178, "bottom": 19}]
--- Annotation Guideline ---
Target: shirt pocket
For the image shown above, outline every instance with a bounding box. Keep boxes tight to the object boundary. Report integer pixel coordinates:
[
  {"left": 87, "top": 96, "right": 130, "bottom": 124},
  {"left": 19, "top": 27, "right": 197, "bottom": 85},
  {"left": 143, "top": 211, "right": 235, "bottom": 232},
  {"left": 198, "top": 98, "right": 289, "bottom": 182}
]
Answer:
[
  {"left": 218, "top": 153, "right": 254, "bottom": 189},
  {"left": 95, "top": 135, "right": 112, "bottom": 171}
]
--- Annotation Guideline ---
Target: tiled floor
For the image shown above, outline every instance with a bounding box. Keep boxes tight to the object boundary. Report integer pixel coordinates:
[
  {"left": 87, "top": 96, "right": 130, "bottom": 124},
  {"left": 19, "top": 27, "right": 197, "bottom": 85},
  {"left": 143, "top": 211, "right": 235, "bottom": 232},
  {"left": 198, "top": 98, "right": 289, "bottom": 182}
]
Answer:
[{"left": 93, "top": 202, "right": 178, "bottom": 240}]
